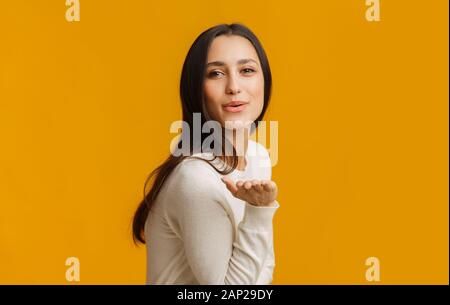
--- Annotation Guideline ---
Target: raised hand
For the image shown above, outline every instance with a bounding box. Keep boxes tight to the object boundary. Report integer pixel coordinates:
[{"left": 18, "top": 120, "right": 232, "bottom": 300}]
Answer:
[{"left": 221, "top": 177, "right": 278, "bottom": 207}]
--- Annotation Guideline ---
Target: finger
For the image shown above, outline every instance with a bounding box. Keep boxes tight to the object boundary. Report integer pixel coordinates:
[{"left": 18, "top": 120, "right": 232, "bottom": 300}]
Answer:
[
  {"left": 262, "top": 181, "right": 271, "bottom": 191},
  {"left": 249, "top": 180, "right": 259, "bottom": 190},
  {"left": 270, "top": 181, "right": 277, "bottom": 191},
  {"left": 244, "top": 181, "right": 253, "bottom": 190},
  {"left": 236, "top": 181, "right": 247, "bottom": 193},
  {"left": 254, "top": 181, "right": 263, "bottom": 192},
  {"left": 221, "top": 176, "right": 238, "bottom": 194}
]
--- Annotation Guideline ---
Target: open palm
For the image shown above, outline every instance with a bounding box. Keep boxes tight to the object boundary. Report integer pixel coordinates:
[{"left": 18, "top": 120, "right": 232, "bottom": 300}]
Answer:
[{"left": 221, "top": 177, "right": 278, "bottom": 207}]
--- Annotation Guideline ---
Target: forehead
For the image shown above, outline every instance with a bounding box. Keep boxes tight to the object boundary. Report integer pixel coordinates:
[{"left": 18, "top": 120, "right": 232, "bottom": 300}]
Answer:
[{"left": 206, "top": 35, "right": 260, "bottom": 64}]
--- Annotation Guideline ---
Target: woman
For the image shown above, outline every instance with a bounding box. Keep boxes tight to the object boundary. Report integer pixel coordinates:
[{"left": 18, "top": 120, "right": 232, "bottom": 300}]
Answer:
[{"left": 132, "top": 23, "right": 280, "bottom": 284}]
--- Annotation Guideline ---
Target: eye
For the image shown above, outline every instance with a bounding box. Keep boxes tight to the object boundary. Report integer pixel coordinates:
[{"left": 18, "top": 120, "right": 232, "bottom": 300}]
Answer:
[
  {"left": 208, "top": 70, "right": 224, "bottom": 78},
  {"left": 242, "top": 68, "right": 256, "bottom": 74}
]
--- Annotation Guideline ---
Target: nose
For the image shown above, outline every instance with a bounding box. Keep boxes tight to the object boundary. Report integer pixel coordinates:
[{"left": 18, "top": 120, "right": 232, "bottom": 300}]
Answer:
[{"left": 225, "top": 74, "right": 241, "bottom": 95}]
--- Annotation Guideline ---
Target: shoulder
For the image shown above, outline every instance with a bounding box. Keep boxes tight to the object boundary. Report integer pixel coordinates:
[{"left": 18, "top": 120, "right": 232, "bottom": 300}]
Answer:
[
  {"left": 160, "top": 155, "right": 228, "bottom": 219},
  {"left": 177, "top": 154, "right": 222, "bottom": 179},
  {"left": 165, "top": 154, "right": 224, "bottom": 199}
]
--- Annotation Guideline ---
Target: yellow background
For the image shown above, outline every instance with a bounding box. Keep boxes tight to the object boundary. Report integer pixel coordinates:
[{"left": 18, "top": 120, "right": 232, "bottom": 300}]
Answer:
[{"left": 0, "top": 0, "right": 448, "bottom": 284}]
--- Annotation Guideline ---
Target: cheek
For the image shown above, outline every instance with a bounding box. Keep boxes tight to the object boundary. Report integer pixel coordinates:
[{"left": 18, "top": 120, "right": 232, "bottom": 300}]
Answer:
[
  {"left": 203, "top": 81, "right": 224, "bottom": 119},
  {"left": 203, "top": 81, "right": 222, "bottom": 104},
  {"left": 204, "top": 82, "right": 225, "bottom": 117},
  {"left": 248, "top": 74, "right": 264, "bottom": 95},
  {"left": 248, "top": 77, "right": 265, "bottom": 109}
]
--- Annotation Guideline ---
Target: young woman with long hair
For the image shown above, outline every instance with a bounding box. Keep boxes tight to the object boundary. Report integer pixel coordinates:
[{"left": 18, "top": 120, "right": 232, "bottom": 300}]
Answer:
[{"left": 132, "top": 23, "right": 280, "bottom": 284}]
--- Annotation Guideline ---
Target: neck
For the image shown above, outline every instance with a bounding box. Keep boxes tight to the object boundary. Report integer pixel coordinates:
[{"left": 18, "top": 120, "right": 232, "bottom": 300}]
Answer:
[{"left": 220, "top": 128, "right": 249, "bottom": 171}]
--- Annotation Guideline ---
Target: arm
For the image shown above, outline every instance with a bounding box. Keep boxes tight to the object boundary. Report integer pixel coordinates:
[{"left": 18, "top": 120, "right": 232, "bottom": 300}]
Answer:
[
  {"left": 256, "top": 231, "right": 275, "bottom": 284},
  {"left": 165, "top": 163, "right": 279, "bottom": 285},
  {"left": 256, "top": 141, "right": 277, "bottom": 284}
]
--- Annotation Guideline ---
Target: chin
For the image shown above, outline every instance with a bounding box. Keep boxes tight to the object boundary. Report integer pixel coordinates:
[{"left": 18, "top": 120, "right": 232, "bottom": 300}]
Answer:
[{"left": 222, "top": 117, "right": 255, "bottom": 129}]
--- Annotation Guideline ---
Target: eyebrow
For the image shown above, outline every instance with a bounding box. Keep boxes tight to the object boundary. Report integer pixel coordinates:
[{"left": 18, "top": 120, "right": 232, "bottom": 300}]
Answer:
[{"left": 206, "top": 58, "right": 258, "bottom": 68}]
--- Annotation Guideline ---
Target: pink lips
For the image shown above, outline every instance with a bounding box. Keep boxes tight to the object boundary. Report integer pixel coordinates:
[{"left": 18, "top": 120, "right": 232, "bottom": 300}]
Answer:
[{"left": 223, "top": 101, "right": 248, "bottom": 113}]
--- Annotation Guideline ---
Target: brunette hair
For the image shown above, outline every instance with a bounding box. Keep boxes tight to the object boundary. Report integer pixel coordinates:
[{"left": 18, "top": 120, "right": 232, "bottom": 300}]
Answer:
[{"left": 132, "top": 23, "right": 272, "bottom": 244}]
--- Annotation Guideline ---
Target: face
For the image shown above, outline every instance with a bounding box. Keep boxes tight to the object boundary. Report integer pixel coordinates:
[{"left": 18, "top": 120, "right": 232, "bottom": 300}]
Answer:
[{"left": 203, "top": 35, "right": 264, "bottom": 130}]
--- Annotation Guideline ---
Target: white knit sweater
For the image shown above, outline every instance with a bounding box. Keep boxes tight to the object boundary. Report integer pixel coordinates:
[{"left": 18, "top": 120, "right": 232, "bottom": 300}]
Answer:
[{"left": 144, "top": 140, "right": 280, "bottom": 284}]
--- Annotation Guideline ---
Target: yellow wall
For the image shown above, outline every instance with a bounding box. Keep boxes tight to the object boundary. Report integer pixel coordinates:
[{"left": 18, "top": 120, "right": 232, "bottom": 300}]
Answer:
[{"left": 0, "top": 0, "right": 448, "bottom": 284}]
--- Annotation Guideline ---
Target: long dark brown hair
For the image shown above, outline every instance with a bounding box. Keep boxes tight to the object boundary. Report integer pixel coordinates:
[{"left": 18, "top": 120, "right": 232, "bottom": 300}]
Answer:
[{"left": 132, "top": 23, "right": 273, "bottom": 245}]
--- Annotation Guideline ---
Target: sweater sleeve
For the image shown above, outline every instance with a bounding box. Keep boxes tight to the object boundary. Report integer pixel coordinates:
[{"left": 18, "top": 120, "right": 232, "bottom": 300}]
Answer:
[
  {"left": 164, "top": 162, "right": 280, "bottom": 285},
  {"left": 256, "top": 229, "right": 276, "bottom": 284},
  {"left": 253, "top": 141, "right": 277, "bottom": 284}
]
